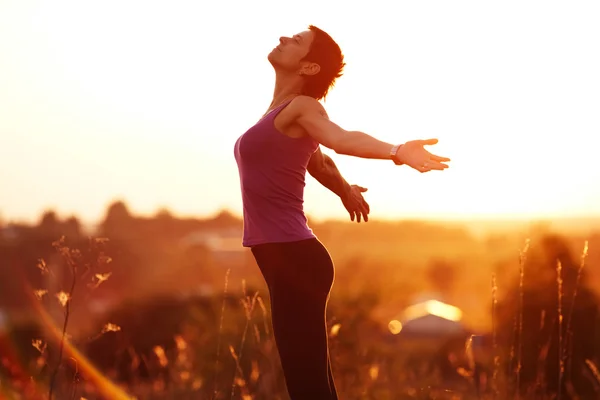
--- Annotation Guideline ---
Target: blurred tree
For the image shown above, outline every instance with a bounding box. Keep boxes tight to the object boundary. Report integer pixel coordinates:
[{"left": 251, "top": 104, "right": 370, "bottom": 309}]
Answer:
[
  {"left": 38, "top": 210, "right": 60, "bottom": 238},
  {"left": 154, "top": 208, "right": 177, "bottom": 239},
  {"left": 208, "top": 209, "right": 242, "bottom": 230},
  {"left": 100, "top": 200, "right": 133, "bottom": 238},
  {"left": 63, "top": 216, "right": 81, "bottom": 238}
]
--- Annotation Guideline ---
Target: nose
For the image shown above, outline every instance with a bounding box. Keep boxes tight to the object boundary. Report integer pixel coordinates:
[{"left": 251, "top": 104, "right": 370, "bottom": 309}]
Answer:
[{"left": 279, "top": 36, "right": 289, "bottom": 45}]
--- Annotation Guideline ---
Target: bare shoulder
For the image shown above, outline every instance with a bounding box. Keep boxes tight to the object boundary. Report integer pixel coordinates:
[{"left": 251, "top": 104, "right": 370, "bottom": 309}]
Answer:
[
  {"left": 289, "top": 95, "right": 330, "bottom": 120},
  {"left": 288, "top": 95, "right": 346, "bottom": 150}
]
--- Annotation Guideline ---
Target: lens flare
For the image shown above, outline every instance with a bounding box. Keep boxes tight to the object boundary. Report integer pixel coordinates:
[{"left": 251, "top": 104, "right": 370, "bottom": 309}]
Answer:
[
  {"left": 388, "top": 320, "right": 403, "bottom": 334},
  {"left": 24, "top": 281, "right": 133, "bottom": 399}
]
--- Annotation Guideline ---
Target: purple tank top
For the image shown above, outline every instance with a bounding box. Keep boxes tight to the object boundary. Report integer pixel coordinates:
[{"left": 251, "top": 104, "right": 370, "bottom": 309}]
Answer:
[{"left": 234, "top": 100, "right": 319, "bottom": 247}]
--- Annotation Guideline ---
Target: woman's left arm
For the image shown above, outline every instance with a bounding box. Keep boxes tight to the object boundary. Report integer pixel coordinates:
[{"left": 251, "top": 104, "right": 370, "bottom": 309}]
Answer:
[
  {"left": 308, "top": 148, "right": 370, "bottom": 222},
  {"left": 307, "top": 147, "right": 351, "bottom": 198}
]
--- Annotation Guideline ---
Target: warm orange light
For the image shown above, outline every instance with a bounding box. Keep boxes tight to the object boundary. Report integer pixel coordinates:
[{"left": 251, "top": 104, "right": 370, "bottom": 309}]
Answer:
[
  {"left": 388, "top": 320, "right": 403, "bottom": 334},
  {"left": 2, "top": 3, "right": 600, "bottom": 223},
  {"left": 402, "top": 300, "right": 463, "bottom": 322},
  {"left": 25, "top": 283, "right": 133, "bottom": 399},
  {"left": 329, "top": 323, "right": 342, "bottom": 337}
]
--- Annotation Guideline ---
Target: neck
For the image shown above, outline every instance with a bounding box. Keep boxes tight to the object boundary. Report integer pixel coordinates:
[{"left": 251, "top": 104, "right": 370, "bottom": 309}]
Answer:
[{"left": 270, "top": 69, "right": 304, "bottom": 109}]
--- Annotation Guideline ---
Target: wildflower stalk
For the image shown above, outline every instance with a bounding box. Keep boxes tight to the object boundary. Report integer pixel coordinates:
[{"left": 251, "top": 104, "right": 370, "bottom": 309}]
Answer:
[
  {"left": 515, "top": 238, "right": 529, "bottom": 399},
  {"left": 557, "top": 260, "right": 564, "bottom": 400},
  {"left": 213, "top": 268, "right": 231, "bottom": 400},
  {"left": 48, "top": 239, "right": 78, "bottom": 400},
  {"left": 564, "top": 241, "right": 589, "bottom": 381}
]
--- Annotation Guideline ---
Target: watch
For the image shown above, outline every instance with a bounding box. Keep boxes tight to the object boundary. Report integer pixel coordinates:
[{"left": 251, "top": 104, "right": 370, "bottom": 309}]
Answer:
[{"left": 390, "top": 144, "right": 404, "bottom": 165}]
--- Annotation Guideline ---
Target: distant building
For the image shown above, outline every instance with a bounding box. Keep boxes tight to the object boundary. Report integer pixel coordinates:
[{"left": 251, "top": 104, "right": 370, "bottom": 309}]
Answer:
[
  {"left": 179, "top": 227, "right": 250, "bottom": 268},
  {"left": 389, "top": 298, "right": 468, "bottom": 340}
]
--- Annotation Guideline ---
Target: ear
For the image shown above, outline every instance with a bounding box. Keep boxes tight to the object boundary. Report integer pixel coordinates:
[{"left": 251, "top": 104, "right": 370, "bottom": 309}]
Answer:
[{"left": 299, "top": 62, "right": 320, "bottom": 77}]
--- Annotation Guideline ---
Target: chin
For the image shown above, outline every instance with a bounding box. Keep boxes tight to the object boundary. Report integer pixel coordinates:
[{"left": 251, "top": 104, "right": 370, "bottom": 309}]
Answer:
[{"left": 267, "top": 51, "right": 278, "bottom": 66}]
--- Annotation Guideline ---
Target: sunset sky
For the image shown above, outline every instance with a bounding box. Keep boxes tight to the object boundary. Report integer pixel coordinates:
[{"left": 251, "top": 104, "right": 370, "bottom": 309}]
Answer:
[{"left": 1, "top": 1, "right": 599, "bottom": 225}]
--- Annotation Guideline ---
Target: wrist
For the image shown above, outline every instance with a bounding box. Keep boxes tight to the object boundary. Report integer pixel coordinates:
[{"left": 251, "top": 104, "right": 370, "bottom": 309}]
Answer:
[
  {"left": 339, "top": 181, "right": 352, "bottom": 198},
  {"left": 390, "top": 144, "right": 404, "bottom": 165}
]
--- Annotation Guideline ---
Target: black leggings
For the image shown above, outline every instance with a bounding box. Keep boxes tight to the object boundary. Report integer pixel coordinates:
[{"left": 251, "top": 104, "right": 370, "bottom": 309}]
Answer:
[{"left": 251, "top": 238, "right": 338, "bottom": 400}]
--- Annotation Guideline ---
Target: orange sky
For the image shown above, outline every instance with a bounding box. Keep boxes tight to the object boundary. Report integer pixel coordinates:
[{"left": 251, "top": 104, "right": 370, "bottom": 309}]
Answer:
[{"left": 1, "top": 1, "right": 599, "bottom": 224}]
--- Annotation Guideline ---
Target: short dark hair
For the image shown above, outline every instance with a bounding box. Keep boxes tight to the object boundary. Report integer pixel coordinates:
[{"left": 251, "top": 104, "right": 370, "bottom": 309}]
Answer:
[{"left": 301, "top": 25, "right": 346, "bottom": 101}]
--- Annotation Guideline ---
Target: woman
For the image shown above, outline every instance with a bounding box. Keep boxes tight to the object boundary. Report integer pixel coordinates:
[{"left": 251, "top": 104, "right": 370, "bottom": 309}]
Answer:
[{"left": 234, "top": 25, "right": 450, "bottom": 399}]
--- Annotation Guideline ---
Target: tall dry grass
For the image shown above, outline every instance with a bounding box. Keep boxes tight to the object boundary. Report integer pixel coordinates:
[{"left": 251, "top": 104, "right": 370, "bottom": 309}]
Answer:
[{"left": 0, "top": 236, "right": 597, "bottom": 399}]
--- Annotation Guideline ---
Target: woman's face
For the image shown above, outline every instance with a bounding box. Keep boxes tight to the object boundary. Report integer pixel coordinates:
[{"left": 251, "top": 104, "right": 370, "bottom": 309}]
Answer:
[{"left": 268, "top": 30, "right": 314, "bottom": 72}]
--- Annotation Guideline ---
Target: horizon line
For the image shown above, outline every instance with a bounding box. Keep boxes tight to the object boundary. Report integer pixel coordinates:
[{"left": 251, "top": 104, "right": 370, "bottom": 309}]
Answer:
[{"left": 3, "top": 205, "right": 600, "bottom": 227}]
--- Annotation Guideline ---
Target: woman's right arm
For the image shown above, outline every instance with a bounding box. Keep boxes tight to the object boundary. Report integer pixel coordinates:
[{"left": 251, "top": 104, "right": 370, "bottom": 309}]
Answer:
[
  {"left": 293, "top": 96, "right": 450, "bottom": 172},
  {"left": 294, "top": 96, "right": 395, "bottom": 160}
]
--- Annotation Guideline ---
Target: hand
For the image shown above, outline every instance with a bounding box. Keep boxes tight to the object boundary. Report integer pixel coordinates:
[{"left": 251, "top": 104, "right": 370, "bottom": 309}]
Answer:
[
  {"left": 396, "top": 139, "right": 450, "bottom": 173},
  {"left": 341, "top": 184, "right": 370, "bottom": 223}
]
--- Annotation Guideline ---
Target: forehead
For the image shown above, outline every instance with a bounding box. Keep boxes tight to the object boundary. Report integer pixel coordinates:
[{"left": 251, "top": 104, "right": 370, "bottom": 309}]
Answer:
[{"left": 294, "top": 30, "right": 314, "bottom": 44}]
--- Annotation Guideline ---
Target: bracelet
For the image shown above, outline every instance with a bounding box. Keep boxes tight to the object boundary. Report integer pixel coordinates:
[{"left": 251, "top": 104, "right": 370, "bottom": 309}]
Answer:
[{"left": 390, "top": 144, "right": 404, "bottom": 165}]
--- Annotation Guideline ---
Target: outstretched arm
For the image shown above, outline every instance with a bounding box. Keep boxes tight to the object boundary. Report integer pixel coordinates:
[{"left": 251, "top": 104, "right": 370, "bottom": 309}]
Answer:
[
  {"left": 307, "top": 147, "right": 351, "bottom": 198},
  {"left": 308, "top": 147, "right": 370, "bottom": 222},
  {"left": 292, "top": 96, "right": 450, "bottom": 172}
]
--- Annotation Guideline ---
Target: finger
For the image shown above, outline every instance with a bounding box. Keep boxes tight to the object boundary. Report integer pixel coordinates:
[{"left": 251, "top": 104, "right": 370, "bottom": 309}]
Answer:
[
  {"left": 360, "top": 200, "right": 370, "bottom": 215},
  {"left": 362, "top": 210, "right": 369, "bottom": 222},
  {"left": 356, "top": 212, "right": 362, "bottom": 223},
  {"left": 363, "top": 199, "right": 370, "bottom": 214},
  {"left": 420, "top": 161, "right": 448, "bottom": 171},
  {"left": 349, "top": 211, "right": 355, "bottom": 221},
  {"left": 427, "top": 161, "right": 449, "bottom": 170},
  {"left": 420, "top": 138, "right": 439, "bottom": 146},
  {"left": 358, "top": 186, "right": 368, "bottom": 192},
  {"left": 430, "top": 154, "right": 451, "bottom": 162},
  {"left": 357, "top": 206, "right": 367, "bottom": 221}
]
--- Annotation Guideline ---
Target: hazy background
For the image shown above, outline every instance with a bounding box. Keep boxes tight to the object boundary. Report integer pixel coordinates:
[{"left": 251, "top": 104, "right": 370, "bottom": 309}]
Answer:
[
  {"left": 2, "top": 0, "right": 599, "bottom": 225},
  {"left": 1, "top": 1, "right": 600, "bottom": 399}
]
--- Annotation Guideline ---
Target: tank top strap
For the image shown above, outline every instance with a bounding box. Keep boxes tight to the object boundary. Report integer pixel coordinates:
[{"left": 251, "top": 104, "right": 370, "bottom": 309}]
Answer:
[{"left": 263, "top": 98, "right": 296, "bottom": 120}]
